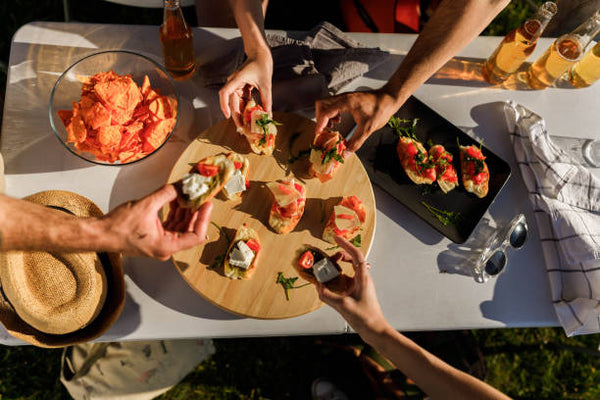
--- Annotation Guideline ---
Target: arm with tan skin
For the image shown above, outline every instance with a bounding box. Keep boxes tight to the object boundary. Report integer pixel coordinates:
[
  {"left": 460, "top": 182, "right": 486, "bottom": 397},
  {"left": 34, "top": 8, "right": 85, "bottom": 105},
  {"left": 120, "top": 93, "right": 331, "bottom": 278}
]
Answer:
[
  {"left": 317, "top": 236, "right": 511, "bottom": 400},
  {"left": 315, "top": 0, "right": 510, "bottom": 152},
  {"left": 0, "top": 185, "right": 212, "bottom": 260},
  {"left": 219, "top": 0, "right": 273, "bottom": 128}
]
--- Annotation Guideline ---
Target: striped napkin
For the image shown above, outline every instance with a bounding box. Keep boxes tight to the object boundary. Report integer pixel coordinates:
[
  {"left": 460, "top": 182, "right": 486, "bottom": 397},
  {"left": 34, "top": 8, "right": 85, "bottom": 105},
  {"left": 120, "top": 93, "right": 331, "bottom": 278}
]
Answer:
[{"left": 504, "top": 101, "right": 600, "bottom": 336}]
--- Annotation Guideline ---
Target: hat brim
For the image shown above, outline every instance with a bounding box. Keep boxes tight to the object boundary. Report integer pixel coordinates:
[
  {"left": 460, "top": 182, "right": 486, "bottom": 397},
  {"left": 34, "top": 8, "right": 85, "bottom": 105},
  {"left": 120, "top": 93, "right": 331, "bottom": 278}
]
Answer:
[{"left": 0, "top": 190, "right": 125, "bottom": 348}]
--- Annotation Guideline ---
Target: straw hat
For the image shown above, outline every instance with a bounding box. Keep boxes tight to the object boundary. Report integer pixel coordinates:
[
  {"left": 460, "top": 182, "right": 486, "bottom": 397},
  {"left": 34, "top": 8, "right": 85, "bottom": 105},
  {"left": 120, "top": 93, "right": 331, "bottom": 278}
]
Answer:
[{"left": 0, "top": 191, "right": 125, "bottom": 348}]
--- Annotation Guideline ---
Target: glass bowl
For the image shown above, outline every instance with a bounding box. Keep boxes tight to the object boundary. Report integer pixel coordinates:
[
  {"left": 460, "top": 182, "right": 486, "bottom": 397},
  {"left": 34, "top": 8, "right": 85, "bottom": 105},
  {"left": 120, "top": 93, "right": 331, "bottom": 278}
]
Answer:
[{"left": 49, "top": 50, "right": 179, "bottom": 165}]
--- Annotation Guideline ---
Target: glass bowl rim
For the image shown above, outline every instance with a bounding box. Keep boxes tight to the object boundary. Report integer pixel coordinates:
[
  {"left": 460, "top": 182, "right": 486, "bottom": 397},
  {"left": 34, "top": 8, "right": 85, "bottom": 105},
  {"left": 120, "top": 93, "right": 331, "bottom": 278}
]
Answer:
[{"left": 48, "top": 49, "right": 180, "bottom": 166}]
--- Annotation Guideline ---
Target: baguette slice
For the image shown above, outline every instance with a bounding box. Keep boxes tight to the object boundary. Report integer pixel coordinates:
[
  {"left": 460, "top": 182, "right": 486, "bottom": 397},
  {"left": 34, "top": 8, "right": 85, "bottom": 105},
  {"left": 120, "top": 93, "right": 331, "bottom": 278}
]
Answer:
[
  {"left": 459, "top": 144, "right": 489, "bottom": 198},
  {"left": 267, "top": 178, "right": 306, "bottom": 234},
  {"left": 223, "top": 224, "right": 260, "bottom": 280},
  {"left": 323, "top": 196, "right": 366, "bottom": 244},
  {"left": 239, "top": 100, "right": 278, "bottom": 155},
  {"left": 223, "top": 152, "right": 250, "bottom": 201},
  {"left": 309, "top": 129, "right": 346, "bottom": 183},
  {"left": 294, "top": 247, "right": 350, "bottom": 294},
  {"left": 396, "top": 137, "right": 436, "bottom": 185},
  {"left": 176, "top": 153, "right": 234, "bottom": 210},
  {"left": 429, "top": 144, "right": 458, "bottom": 194}
]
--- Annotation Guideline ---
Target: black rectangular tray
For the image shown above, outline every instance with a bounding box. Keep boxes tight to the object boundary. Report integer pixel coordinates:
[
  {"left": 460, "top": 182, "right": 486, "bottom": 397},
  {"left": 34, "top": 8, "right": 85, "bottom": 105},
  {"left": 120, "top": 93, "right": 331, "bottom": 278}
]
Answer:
[{"left": 356, "top": 96, "right": 511, "bottom": 243}]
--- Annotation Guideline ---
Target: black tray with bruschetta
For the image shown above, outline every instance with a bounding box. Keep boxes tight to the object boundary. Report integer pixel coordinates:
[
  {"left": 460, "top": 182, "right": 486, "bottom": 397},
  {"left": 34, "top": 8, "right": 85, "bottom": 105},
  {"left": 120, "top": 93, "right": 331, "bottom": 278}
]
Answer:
[{"left": 356, "top": 96, "right": 511, "bottom": 244}]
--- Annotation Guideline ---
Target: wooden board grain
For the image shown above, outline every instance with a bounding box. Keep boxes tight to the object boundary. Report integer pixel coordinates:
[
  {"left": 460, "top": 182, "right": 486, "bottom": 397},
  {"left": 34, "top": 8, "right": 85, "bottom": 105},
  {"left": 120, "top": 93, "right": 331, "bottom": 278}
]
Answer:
[{"left": 166, "top": 112, "right": 376, "bottom": 319}]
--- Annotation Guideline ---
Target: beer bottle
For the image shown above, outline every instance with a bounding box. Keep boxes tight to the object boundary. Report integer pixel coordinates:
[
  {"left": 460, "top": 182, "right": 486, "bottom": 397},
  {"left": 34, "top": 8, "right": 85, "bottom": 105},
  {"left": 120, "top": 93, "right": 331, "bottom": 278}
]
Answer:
[
  {"left": 527, "top": 9, "right": 600, "bottom": 89},
  {"left": 159, "top": 0, "right": 195, "bottom": 78},
  {"left": 569, "top": 41, "right": 600, "bottom": 88},
  {"left": 482, "top": 2, "right": 557, "bottom": 85}
]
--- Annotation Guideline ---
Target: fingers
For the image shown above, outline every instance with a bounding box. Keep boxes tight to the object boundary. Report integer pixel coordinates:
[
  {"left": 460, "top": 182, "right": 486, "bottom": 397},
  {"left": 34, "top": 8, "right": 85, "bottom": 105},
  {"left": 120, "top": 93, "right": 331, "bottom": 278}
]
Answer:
[
  {"left": 316, "top": 281, "right": 345, "bottom": 306},
  {"left": 315, "top": 96, "right": 347, "bottom": 134},
  {"left": 219, "top": 80, "right": 235, "bottom": 119},
  {"left": 229, "top": 91, "right": 243, "bottom": 129},
  {"left": 259, "top": 85, "right": 272, "bottom": 115},
  {"left": 147, "top": 184, "right": 178, "bottom": 211},
  {"left": 191, "top": 202, "right": 213, "bottom": 238},
  {"left": 334, "top": 235, "right": 365, "bottom": 266},
  {"left": 345, "top": 123, "right": 368, "bottom": 153},
  {"left": 165, "top": 202, "right": 213, "bottom": 254}
]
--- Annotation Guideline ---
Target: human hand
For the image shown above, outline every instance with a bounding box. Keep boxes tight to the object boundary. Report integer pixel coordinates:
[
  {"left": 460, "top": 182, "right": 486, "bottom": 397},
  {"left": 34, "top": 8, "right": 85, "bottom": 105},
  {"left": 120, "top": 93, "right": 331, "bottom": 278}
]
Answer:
[
  {"left": 316, "top": 236, "right": 387, "bottom": 336},
  {"left": 315, "top": 89, "right": 399, "bottom": 153},
  {"left": 101, "top": 185, "right": 213, "bottom": 260},
  {"left": 219, "top": 50, "right": 273, "bottom": 129}
]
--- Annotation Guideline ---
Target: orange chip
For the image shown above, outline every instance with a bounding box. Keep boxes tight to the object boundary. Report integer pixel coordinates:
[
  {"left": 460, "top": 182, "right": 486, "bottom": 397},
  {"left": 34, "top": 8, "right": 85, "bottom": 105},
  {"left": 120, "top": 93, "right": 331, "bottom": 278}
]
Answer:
[
  {"left": 57, "top": 110, "right": 73, "bottom": 126},
  {"left": 80, "top": 95, "right": 111, "bottom": 130},
  {"left": 97, "top": 125, "right": 121, "bottom": 149},
  {"left": 143, "top": 118, "right": 175, "bottom": 152},
  {"left": 66, "top": 114, "right": 87, "bottom": 144}
]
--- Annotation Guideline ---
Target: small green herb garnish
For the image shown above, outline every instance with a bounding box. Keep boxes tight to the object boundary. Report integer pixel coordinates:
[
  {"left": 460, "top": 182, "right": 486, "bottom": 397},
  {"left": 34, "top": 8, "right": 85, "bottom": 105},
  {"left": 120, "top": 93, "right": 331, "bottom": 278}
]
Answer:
[
  {"left": 388, "top": 116, "right": 419, "bottom": 140},
  {"left": 255, "top": 113, "right": 281, "bottom": 147},
  {"left": 325, "top": 234, "right": 362, "bottom": 250},
  {"left": 276, "top": 272, "right": 311, "bottom": 301},
  {"left": 320, "top": 139, "right": 345, "bottom": 165},
  {"left": 421, "top": 201, "right": 463, "bottom": 226}
]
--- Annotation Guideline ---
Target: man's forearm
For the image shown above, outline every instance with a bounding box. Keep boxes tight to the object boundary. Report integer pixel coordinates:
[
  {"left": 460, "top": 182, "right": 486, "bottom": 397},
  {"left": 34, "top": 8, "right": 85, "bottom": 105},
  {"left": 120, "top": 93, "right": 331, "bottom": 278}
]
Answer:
[
  {"left": 359, "top": 323, "right": 510, "bottom": 400},
  {"left": 0, "top": 194, "right": 109, "bottom": 252},
  {"left": 385, "top": 0, "right": 510, "bottom": 107}
]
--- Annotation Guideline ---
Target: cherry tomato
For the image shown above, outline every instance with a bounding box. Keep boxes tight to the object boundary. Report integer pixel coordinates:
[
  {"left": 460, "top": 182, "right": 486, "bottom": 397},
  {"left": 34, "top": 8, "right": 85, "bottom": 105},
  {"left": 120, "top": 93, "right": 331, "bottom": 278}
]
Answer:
[
  {"left": 298, "top": 251, "right": 314, "bottom": 269},
  {"left": 465, "top": 146, "right": 484, "bottom": 160},
  {"left": 197, "top": 163, "right": 219, "bottom": 177},
  {"left": 234, "top": 161, "right": 243, "bottom": 169},
  {"left": 246, "top": 239, "right": 261, "bottom": 252}
]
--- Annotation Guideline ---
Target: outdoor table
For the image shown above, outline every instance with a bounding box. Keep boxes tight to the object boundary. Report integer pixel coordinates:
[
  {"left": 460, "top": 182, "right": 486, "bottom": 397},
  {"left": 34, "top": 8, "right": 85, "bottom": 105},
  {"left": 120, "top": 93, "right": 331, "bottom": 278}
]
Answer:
[{"left": 4, "top": 21, "right": 594, "bottom": 344}]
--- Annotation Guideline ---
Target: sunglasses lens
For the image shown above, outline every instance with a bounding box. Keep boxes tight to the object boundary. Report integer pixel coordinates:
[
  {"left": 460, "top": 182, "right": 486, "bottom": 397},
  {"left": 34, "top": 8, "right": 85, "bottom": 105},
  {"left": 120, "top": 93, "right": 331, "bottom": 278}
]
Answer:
[
  {"left": 509, "top": 222, "right": 528, "bottom": 248},
  {"left": 484, "top": 251, "right": 506, "bottom": 276}
]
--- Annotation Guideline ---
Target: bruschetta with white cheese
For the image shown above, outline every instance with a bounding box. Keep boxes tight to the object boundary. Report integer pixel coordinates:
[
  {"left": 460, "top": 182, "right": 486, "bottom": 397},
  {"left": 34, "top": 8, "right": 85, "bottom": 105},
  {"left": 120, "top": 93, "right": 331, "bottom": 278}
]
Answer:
[
  {"left": 223, "top": 224, "right": 261, "bottom": 280},
  {"left": 322, "top": 196, "right": 366, "bottom": 244},
  {"left": 309, "top": 129, "right": 346, "bottom": 182},
  {"left": 239, "top": 100, "right": 279, "bottom": 155},
  {"left": 177, "top": 153, "right": 234, "bottom": 210},
  {"left": 223, "top": 152, "right": 249, "bottom": 201},
  {"left": 459, "top": 144, "right": 489, "bottom": 198},
  {"left": 266, "top": 178, "right": 306, "bottom": 234},
  {"left": 295, "top": 246, "right": 350, "bottom": 293}
]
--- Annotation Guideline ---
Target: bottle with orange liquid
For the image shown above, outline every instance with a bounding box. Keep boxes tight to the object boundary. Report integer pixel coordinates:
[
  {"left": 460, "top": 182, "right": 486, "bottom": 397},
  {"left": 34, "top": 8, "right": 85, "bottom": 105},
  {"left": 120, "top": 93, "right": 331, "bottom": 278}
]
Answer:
[
  {"left": 527, "top": 9, "right": 600, "bottom": 90},
  {"left": 569, "top": 41, "right": 600, "bottom": 87},
  {"left": 159, "top": 0, "right": 195, "bottom": 78},
  {"left": 482, "top": 2, "right": 557, "bottom": 85}
]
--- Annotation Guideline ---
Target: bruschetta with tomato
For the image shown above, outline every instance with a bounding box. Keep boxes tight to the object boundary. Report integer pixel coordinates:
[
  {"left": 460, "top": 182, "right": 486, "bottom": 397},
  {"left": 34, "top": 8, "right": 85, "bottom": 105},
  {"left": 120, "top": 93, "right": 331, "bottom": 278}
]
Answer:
[
  {"left": 295, "top": 246, "right": 350, "bottom": 293},
  {"left": 396, "top": 137, "right": 436, "bottom": 185},
  {"left": 177, "top": 153, "right": 234, "bottom": 210},
  {"left": 322, "top": 196, "right": 366, "bottom": 244},
  {"left": 223, "top": 224, "right": 261, "bottom": 280},
  {"left": 239, "top": 100, "right": 279, "bottom": 155},
  {"left": 223, "top": 152, "right": 250, "bottom": 201},
  {"left": 309, "top": 129, "right": 346, "bottom": 183},
  {"left": 429, "top": 144, "right": 458, "bottom": 193},
  {"left": 266, "top": 178, "right": 306, "bottom": 234},
  {"left": 459, "top": 144, "right": 489, "bottom": 198}
]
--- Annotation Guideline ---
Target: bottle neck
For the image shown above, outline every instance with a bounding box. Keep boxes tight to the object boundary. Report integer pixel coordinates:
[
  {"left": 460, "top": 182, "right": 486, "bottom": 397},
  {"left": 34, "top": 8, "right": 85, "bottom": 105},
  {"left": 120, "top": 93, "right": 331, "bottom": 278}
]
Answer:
[
  {"left": 570, "top": 11, "right": 600, "bottom": 49},
  {"left": 521, "top": 1, "right": 557, "bottom": 42},
  {"left": 164, "top": 0, "right": 181, "bottom": 9}
]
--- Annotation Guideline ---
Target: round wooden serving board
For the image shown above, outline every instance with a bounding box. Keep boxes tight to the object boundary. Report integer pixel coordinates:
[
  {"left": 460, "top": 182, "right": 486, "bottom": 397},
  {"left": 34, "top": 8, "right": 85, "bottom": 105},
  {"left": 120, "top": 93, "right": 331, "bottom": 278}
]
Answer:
[{"left": 166, "top": 112, "right": 376, "bottom": 319}]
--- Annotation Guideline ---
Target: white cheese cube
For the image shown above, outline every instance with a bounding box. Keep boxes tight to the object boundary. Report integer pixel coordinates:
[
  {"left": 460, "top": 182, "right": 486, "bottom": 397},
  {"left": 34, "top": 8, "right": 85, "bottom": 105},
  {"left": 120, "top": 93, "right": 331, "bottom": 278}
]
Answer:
[
  {"left": 313, "top": 258, "right": 340, "bottom": 283},
  {"left": 224, "top": 170, "right": 246, "bottom": 196},
  {"left": 228, "top": 240, "right": 255, "bottom": 269},
  {"left": 182, "top": 173, "right": 211, "bottom": 200}
]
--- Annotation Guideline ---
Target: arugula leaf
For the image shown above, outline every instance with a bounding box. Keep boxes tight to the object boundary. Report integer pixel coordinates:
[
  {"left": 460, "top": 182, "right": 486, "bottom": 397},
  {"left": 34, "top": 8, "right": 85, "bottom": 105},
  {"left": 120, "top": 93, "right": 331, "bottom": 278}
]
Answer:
[
  {"left": 421, "top": 201, "right": 463, "bottom": 226},
  {"left": 325, "top": 234, "right": 362, "bottom": 250},
  {"left": 321, "top": 139, "right": 345, "bottom": 165},
  {"left": 276, "top": 272, "right": 310, "bottom": 301},
  {"left": 388, "top": 116, "right": 419, "bottom": 140},
  {"left": 255, "top": 113, "right": 281, "bottom": 147}
]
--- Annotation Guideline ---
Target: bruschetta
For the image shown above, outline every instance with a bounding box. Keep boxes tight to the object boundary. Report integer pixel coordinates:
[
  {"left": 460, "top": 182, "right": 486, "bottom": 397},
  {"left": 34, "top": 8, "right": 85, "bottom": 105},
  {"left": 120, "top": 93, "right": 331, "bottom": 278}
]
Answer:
[
  {"left": 429, "top": 144, "right": 459, "bottom": 193},
  {"left": 309, "top": 129, "right": 346, "bottom": 182},
  {"left": 396, "top": 137, "right": 436, "bottom": 185},
  {"left": 223, "top": 224, "right": 261, "bottom": 280},
  {"left": 322, "top": 196, "right": 366, "bottom": 244},
  {"left": 239, "top": 100, "right": 279, "bottom": 155},
  {"left": 459, "top": 144, "right": 489, "bottom": 198},
  {"left": 223, "top": 152, "right": 250, "bottom": 201},
  {"left": 295, "top": 247, "right": 350, "bottom": 293},
  {"left": 176, "top": 153, "right": 234, "bottom": 210},
  {"left": 266, "top": 178, "right": 306, "bottom": 234}
]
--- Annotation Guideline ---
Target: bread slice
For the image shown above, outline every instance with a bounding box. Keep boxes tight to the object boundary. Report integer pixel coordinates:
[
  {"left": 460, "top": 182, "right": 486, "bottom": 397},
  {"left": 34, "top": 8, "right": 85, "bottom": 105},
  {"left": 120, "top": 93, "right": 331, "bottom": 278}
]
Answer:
[
  {"left": 396, "top": 137, "right": 436, "bottom": 185},
  {"left": 176, "top": 153, "right": 234, "bottom": 210},
  {"left": 293, "top": 247, "right": 350, "bottom": 294},
  {"left": 223, "top": 224, "right": 260, "bottom": 280},
  {"left": 239, "top": 100, "right": 278, "bottom": 155},
  {"left": 459, "top": 144, "right": 489, "bottom": 198},
  {"left": 223, "top": 152, "right": 249, "bottom": 201},
  {"left": 309, "top": 129, "right": 346, "bottom": 183},
  {"left": 429, "top": 144, "right": 458, "bottom": 194},
  {"left": 267, "top": 179, "right": 306, "bottom": 234},
  {"left": 322, "top": 196, "right": 366, "bottom": 244}
]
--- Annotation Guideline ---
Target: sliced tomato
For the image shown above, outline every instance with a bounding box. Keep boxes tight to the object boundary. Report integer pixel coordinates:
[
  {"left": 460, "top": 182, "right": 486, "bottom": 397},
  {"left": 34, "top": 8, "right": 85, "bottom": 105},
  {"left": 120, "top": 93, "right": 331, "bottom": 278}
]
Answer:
[
  {"left": 293, "top": 182, "right": 304, "bottom": 195},
  {"left": 336, "top": 139, "right": 347, "bottom": 156},
  {"left": 267, "top": 134, "right": 275, "bottom": 148},
  {"left": 277, "top": 202, "right": 298, "bottom": 218},
  {"left": 197, "top": 163, "right": 219, "bottom": 177},
  {"left": 337, "top": 213, "right": 355, "bottom": 220},
  {"left": 243, "top": 105, "right": 264, "bottom": 124},
  {"left": 246, "top": 239, "right": 261, "bottom": 252},
  {"left": 245, "top": 179, "right": 250, "bottom": 189},
  {"left": 334, "top": 228, "right": 349, "bottom": 235},
  {"left": 233, "top": 161, "right": 243, "bottom": 169},
  {"left": 278, "top": 183, "right": 294, "bottom": 195},
  {"left": 298, "top": 251, "right": 314, "bottom": 269},
  {"left": 465, "top": 146, "right": 484, "bottom": 160}
]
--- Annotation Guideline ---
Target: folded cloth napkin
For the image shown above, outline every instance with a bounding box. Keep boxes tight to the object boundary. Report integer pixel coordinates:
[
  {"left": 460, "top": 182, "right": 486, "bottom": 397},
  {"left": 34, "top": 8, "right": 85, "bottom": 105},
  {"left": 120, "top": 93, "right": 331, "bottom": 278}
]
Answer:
[
  {"left": 199, "top": 21, "right": 390, "bottom": 111},
  {"left": 504, "top": 101, "right": 600, "bottom": 336}
]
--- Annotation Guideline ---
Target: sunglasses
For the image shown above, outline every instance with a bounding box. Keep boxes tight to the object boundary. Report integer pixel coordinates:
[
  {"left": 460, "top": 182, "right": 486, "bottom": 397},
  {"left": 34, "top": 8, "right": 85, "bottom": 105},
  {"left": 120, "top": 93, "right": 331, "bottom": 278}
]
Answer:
[{"left": 474, "top": 214, "right": 528, "bottom": 282}]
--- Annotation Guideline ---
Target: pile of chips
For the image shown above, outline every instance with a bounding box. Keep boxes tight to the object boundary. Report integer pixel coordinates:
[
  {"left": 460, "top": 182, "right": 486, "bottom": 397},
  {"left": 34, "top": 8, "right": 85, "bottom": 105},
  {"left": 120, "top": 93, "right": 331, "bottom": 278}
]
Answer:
[{"left": 58, "top": 70, "right": 177, "bottom": 163}]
